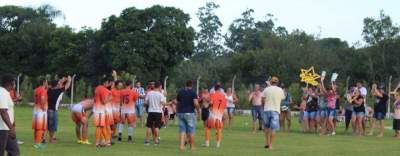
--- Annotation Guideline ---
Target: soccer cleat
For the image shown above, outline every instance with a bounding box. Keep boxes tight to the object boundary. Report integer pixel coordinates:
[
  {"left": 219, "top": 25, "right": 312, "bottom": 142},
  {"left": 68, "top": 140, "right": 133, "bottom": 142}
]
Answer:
[
  {"left": 81, "top": 140, "right": 92, "bottom": 145},
  {"left": 33, "top": 144, "right": 41, "bottom": 149},
  {"left": 118, "top": 133, "right": 122, "bottom": 142},
  {"left": 127, "top": 136, "right": 133, "bottom": 143},
  {"left": 144, "top": 141, "right": 150, "bottom": 146},
  {"left": 77, "top": 140, "right": 83, "bottom": 144}
]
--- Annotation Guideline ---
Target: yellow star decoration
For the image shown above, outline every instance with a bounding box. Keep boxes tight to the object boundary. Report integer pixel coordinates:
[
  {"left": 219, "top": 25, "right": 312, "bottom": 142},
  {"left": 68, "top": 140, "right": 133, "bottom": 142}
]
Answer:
[{"left": 299, "top": 66, "right": 320, "bottom": 86}]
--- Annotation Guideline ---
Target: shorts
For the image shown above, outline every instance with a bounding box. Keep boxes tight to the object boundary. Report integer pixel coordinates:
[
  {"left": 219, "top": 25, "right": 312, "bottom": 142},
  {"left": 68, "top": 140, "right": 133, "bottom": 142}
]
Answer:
[
  {"left": 201, "top": 108, "right": 210, "bottom": 121},
  {"left": 393, "top": 119, "right": 400, "bottom": 130},
  {"left": 206, "top": 112, "right": 224, "bottom": 129},
  {"left": 93, "top": 112, "right": 106, "bottom": 127},
  {"left": 280, "top": 110, "right": 291, "bottom": 120},
  {"left": 72, "top": 112, "right": 87, "bottom": 125},
  {"left": 177, "top": 113, "right": 196, "bottom": 135},
  {"left": 263, "top": 111, "right": 280, "bottom": 132},
  {"left": 146, "top": 112, "right": 162, "bottom": 128},
  {"left": 327, "top": 108, "right": 337, "bottom": 118},
  {"left": 32, "top": 110, "right": 47, "bottom": 130},
  {"left": 71, "top": 103, "right": 83, "bottom": 113},
  {"left": 374, "top": 112, "right": 386, "bottom": 120},
  {"left": 169, "top": 113, "right": 176, "bottom": 120},
  {"left": 352, "top": 111, "right": 365, "bottom": 117},
  {"left": 251, "top": 105, "right": 264, "bottom": 122},
  {"left": 136, "top": 104, "right": 144, "bottom": 117},
  {"left": 225, "top": 107, "right": 235, "bottom": 114},
  {"left": 121, "top": 113, "right": 136, "bottom": 124},
  {"left": 304, "top": 111, "right": 317, "bottom": 120},
  {"left": 47, "top": 110, "right": 58, "bottom": 132},
  {"left": 317, "top": 109, "right": 327, "bottom": 118}
]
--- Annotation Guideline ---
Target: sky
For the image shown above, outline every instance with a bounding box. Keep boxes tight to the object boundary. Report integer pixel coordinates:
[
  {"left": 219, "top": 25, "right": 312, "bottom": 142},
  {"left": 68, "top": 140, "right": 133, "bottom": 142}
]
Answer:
[{"left": 1, "top": 0, "right": 400, "bottom": 45}]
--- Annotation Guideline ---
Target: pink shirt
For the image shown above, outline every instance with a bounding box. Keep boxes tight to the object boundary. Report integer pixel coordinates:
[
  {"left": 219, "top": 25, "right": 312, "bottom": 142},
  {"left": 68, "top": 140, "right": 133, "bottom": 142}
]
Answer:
[{"left": 326, "top": 94, "right": 337, "bottom": 109}]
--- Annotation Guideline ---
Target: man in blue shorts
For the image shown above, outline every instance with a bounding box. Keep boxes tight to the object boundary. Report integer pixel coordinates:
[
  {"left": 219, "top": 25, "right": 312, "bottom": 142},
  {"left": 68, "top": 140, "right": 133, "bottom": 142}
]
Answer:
[
  {"left": 261, "top": 76, "right": 285, "bottom": 150},
  {"left": 134, "top": 81, "right": 146, "bottom": 128},
  {"left": 249, "top": 84, "right": 264, "bottom": 133},
  {"left": 176, "top": 80, "right": 199, "bottom": 150}
]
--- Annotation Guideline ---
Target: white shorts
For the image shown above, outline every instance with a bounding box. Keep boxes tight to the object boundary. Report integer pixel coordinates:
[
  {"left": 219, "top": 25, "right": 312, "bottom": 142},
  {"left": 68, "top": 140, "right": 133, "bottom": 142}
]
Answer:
[
  {"left": 71, "top": 103, "right": 83, "bottom": 113},
  {"left": 121, "top": 108, "right": 136, "bottom": 115}
]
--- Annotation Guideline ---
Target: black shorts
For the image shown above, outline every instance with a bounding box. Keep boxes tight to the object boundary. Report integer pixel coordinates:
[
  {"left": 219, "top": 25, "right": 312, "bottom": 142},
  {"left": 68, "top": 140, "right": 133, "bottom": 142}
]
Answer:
[
  {"left": 146, "top": 112, "right": 162, "bottom": 128},
  {"left": 169, "top": 113, "right": 176, "bottom": 120},
  {"left": 393, "top": 119, "right": 400, "bottom": 130},
  {"left": 201, "top": 108, "right": 209, "bottom": 121}
]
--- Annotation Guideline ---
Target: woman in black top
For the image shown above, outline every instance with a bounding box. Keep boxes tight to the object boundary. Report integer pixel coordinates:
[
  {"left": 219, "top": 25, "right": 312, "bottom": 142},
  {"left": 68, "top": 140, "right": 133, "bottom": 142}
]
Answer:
[{"left": 348, "top": 89, "right": 365, "bottom": 136}]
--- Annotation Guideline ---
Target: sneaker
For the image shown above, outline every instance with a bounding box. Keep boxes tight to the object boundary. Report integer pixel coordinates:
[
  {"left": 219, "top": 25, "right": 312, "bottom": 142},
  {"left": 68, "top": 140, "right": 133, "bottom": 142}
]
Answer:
[
  {"left": 81, "top": 140, "right": 92, "bottom": 145},
  {"left": 33, "top": 144, "right": 41, "bottom": 149},
  {"left": 118, "top": 133, "right": 122, "bottom": 142},
  {"left": 17, "top": 140, "right": 24, "bottom": 145},
  {"left": 127, "top": 136, "right": 133, "bottom": 143},
  {"left": 332, "top": 132, "right": 336, "bottom": 136},
  {"left": 144, "top": 141, "right": 150, "bottom": 146},
  {"left": 77, "top": 140, "right": 83, "bottom": 144}
]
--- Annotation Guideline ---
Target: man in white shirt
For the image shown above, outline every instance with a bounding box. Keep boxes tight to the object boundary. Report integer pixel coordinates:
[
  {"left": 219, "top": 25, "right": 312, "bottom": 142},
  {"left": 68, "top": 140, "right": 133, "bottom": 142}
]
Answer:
[
  {"left": 144, "top": 81, "right": 166, "bottom": 145},
  {"left": 0, "top": 75, "right": 20, "bottom": 156},
  {"left": 261, "top": 76, "right": 285, "bottom": 150}
]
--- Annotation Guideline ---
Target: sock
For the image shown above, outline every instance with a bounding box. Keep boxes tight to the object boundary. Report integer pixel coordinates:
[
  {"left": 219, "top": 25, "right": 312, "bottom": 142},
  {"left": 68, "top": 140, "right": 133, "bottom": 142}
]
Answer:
[
  {"left": 205, "top": 128, "right": 210, "bottom": 144},
  {"left": 34, "top": 130, "right": 43, "bottom": 144},
  {"left": 128, "top": 127, "right": 133, "bottom": 136},
  {"left": 216, "top": 128, "right": 222, "bottom": 142},
  {"left": 95, "top": 127, "right": 101, "bottom": 145}
]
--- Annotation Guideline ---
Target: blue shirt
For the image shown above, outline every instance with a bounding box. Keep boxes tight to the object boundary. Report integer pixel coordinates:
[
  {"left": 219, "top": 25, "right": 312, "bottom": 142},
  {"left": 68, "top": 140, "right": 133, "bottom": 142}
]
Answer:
[
  {"left": 177, "top": 88, "right": 197, "bottom": 113},
  {"left": 134, "top": 87, "right": 145, "bottom": 106}
]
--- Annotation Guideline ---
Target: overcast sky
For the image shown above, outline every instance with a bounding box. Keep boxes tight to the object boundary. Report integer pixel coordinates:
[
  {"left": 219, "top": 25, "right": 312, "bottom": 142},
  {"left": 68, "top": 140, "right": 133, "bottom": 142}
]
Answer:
[{"left": 1, "top": 0, "right": 400, "bottom": 45}]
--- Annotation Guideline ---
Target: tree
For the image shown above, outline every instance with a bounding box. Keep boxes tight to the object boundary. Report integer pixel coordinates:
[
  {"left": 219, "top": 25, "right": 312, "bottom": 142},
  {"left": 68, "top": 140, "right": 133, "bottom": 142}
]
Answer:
[
  {"left": 225, "top": 9, "right": 256, "bottom": 52},
  {"left": 194, "top": 2, "right": 224, "bottom": 60}
]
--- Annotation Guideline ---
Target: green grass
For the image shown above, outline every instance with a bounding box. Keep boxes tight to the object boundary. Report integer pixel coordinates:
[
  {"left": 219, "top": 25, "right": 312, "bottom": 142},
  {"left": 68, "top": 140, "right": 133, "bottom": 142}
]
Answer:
[{"left": 13, "top": 106, "right": 400, "bottom": 156}]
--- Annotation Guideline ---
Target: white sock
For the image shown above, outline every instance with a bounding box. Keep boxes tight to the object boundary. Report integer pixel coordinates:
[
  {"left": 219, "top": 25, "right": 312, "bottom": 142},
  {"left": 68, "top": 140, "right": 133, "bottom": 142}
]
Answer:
[
  {"left": 128, "top": 127, "right": 133, "bottom": 136},
  {"left": 118, "top": 123, "right": 123, "bottom": 134}
]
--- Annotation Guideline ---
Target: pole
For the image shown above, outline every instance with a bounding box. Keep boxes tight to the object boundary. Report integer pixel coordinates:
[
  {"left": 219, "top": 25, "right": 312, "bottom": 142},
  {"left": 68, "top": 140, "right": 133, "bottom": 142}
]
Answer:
[
  {"left": 70, "top": 74, "right": 76, "bottom": 106},
  {"left": 387, "top": 75, "right": 392, "bottom": 119},
  {"left": 196, "top": 76, "right": 201, "bottom": 95},
  {"left": 163, "top": 76, "right": 168, "bottom": 100},
  {"left": 345, "top": 76, "right": 350, "bottom": 95},
  {"left": 232, "top": 75, "right": 237, "bottom": 94},
  {"left": 16, "top": 73, "right": 21, "bottom": 96}
]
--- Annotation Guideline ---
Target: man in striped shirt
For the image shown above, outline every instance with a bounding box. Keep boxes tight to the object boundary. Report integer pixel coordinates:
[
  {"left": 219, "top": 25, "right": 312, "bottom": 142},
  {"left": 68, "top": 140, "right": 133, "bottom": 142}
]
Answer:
[{"left": 134, "top": 81, "right": 146, "bottom": 128}]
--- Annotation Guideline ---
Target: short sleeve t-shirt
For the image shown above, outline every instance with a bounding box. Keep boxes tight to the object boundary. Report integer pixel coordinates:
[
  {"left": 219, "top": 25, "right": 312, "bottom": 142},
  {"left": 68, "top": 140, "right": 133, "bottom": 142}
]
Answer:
[
  {"left": 146, "top": 91, "right": 166, "bottom": 113},
  {"left": 176, "top": 88, "right": 197, "bottom": 113},
  {"left": 34, "top": 86, "right": 48, "bottom": 111},
  {"left": 262, "top": 86, "right": 285, "bottom": 113},
  {"left": 0, "top": 87, "right": 14, "bottom": 130},
  {"left": 47, "top": 88, "right": 64, "bottom": 111},
  {"left": 374, "top": 94, "right": 388, "bottom": 113}
]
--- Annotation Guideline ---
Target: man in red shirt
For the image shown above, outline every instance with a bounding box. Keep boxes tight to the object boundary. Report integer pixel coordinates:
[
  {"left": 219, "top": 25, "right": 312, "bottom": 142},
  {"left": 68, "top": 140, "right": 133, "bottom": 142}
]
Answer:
[
  {"left": 119, "top": 81, "right": 139, "bottom": 143},
  {"left": 94, "top": 77, "right": 112, "bottom": 147}
]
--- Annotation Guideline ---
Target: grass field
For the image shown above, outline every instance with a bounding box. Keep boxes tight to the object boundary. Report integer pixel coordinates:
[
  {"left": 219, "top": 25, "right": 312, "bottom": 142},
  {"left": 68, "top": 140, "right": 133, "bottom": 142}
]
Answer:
[{"left": 13, "top": 106, "right": 400, "bottom": 156}]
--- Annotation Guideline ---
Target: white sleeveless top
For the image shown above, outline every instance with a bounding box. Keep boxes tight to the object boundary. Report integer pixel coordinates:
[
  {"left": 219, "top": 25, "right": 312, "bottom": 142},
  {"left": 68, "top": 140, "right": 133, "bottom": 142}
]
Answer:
[{"left": 227, "top": 95, "right": 235, "bottom": 108}]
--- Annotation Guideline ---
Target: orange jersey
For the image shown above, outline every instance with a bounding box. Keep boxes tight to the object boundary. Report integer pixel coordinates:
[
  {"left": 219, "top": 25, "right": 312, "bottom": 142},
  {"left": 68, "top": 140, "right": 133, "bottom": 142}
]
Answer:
[
  {"left": 209, "top": 91, "right": 227, "bottom": 116},
  {"left": 120, "top": 88, "right": 139, "bottom": 114},
  {"left": 111, "top": 88, "right": 121, "bottom": 104},
  {"left": 34, "top": 86, "right": 48, "bottom": 111},
  {"left": 94, "top": 86, "right": 111, "bottom": 112}
]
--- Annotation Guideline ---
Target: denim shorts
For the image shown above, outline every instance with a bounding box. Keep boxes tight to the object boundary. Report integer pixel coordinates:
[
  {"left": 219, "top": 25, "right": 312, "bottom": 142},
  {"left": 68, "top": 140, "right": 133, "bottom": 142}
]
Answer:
[
  {"left": 177, "top": 113, "right": 196, "bottom": 135},
  {"left": 327, "top": 108, "right": 337, "bottom": 118},
  {"left": 47, "top": 110, "right": 58, "bottom": 132},
  {"left": 251, "top": 106, "right": 264, "bottom": 122},
  {"left": 304, "top": 111, "right": 317, "bottom": 119},
  {"left": 263, "top": 111, "right": 280, "bottom": 132},
  {"left": 352, "top": 111, "right": 365, "bottom": 117},
  {"left": 225, "top": 107, "right": 235, "bottom": 114},
  {"left": 317, "top": 109, "right": 327, "bottom": 118},
  {"left": 136, "top": 104, "right": 144, "bottom": 117},
  {"left": 374, "top": 112, "right": 386, "bottom": 120}
]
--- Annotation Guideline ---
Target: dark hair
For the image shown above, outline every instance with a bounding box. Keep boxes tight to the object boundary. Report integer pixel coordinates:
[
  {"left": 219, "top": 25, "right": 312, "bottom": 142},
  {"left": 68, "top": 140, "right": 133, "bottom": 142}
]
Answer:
[
  {"left": 100, "top": 77, "right": 110, "bottom": 84},
  {"left": 126, "top": 80, "right": 133, "bottom": 86},
  {"left": 186, "top": 80, "right": 193, "bottom": 87},
  {"left": 154, "top": 81, "right": 162, "bottom": 88},
  {"left": 39, "top": 77, "right": 47, "bottom": 85},
  {"left": 135, "top": 80, "right": 141, "bottom": 84},
  {"left": 214, "top": 83, "right": 221, "bottom": 91},
  {"left": 1, "top": 74, "right": 14, "bottom": 88},
  {"left": 115, "top": 80, "right": 124, "bottom": 86},
  {"left": 49, "top": 80, "right": 58, "bottom": 87}
]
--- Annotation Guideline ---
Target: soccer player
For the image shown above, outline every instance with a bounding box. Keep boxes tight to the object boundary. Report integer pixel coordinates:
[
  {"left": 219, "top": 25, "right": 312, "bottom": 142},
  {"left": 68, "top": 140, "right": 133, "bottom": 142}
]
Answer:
[
  {"left": 119, "top": 80, "right": 139, "bottom": 143},
  {"left": 369, "top": 83, "right": 388, "bottom": 137},
  {"left": 32, "top": 78, "right": 49, "bottom": 149},
  {"left": 204, "top": 83, "right": 227, "bottom": 148},
  {"left": 94, "top": 77, "right": 112, "bottom": 147},
  {"left": 144, "top": 81, "right": 166, "bottom": 145},
  {"left": 71, "top": 98, "right": 94, "bottom": 144},
  {"left": 111, "top": 80, "right": 123, "bottom": 142},
  {"left": 261, "top": 76, "right": 285, "bottom": 150},
  {"left": 248, "top": 84, "right": 264, "bottom": 133},
  {"left": 47, "top": 76, "right": 72, "bottom": 143}
]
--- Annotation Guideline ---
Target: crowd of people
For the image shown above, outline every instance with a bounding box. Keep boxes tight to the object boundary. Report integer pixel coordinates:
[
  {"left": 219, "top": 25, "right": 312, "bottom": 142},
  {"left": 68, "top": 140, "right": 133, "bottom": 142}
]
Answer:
[{"left": 2, "top": 71, "right": 400, "bottom": 155}]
